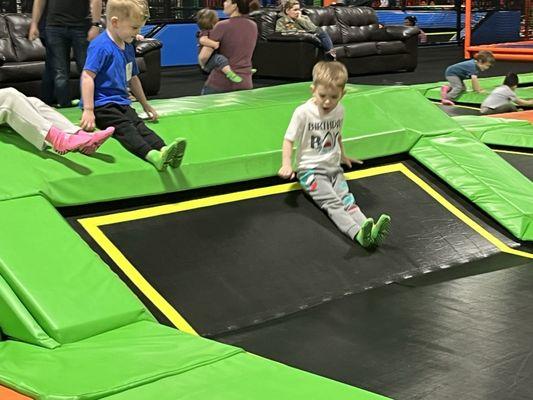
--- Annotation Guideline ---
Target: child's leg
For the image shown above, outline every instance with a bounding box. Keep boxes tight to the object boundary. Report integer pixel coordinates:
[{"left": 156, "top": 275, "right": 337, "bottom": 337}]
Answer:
[
  {"left": 94, "top": 104, "right": 155, "bottom": 159},
  {"left": 125, "top": 105, "right": 186, "bottom": 169},
  {"left": 124, "top": 105, "right": 166, "bottom": 151},
  {"left": 26, "top": 96, "right": 79, "bottom": 134},
  {"left": 202, "top": 52, "right": 242, "bottom": 83},
  {"left": 331, "top": 171, "right": 368, "bottom": 227},
  {"left": 0, "top": 87, "right": 54, "bottom": 150},
  {"left": 298, "top": 169, "right": 365, "bottom": 240},
  {"left": 481, "top": 103, "right": 518, "bottom": 115},
  {"left": 446, "top": 76, "right": 465, "bottom": 100}
]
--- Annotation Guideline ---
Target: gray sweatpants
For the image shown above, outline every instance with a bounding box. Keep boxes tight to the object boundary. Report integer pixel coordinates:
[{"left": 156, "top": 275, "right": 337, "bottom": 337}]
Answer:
[
  {"left": 445, "top": 75, "right": 466, "bottom": 100},
  {"left": 297, "top": 167, "right": 367, "bottom": 239},
  {"left": 480, "top": 103, "right": 517, "bottom": 115}
]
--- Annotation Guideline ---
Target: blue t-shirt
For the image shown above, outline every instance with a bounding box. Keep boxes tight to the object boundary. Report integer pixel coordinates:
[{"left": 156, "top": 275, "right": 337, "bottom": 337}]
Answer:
[
  {"left": 445, "top": 59, "right": 479, "bottom": 80},
  {"left": 83, "top": 31, "right": 139, "bottom": 107}
]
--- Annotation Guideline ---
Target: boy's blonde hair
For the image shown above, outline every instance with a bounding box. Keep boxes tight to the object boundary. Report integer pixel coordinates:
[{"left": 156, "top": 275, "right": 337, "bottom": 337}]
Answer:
[
  {"left": 106, "top": 0, "right": 150, "bottom": 22},
  {"left": 196, "top": 8, "right": 219, "bottom": 30},
  {"left": 312, "top": 61, "right": 348, "bottom": 90}
]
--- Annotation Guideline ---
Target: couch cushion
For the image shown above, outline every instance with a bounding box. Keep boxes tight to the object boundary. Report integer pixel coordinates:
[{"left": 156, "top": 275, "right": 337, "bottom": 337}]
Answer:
[
  {"left": 335, "top": 7, "right": 380, "bottom": 43},
  {"left": 0, "top": 60, "right": 79, "bottom": 83},
  {"left": 376, "top": 40, "right": 407, "bottom": 55},
  {"left": 0, "top": 15, "right": 17, "bottom": 61},
  {"left": 5, "top": 14, "right": 45, "bottom": 62},
  {"left": 343, "top": 42, "right": 378, "bottom": 57},
  {"left": 0, "top": 61, "right": 44, "bottom": 83},
  {"left": 304, "top": 8, "right": 343, "bottom": 44},
  {"left": 250, "top": 10, "right": 277, "bottom": 41}
]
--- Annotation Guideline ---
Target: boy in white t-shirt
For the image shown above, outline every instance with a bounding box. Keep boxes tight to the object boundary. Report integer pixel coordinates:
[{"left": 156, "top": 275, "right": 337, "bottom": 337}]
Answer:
[
  {"left": 278, "top": 61, "right": 391, "bottom": 248},
  {"left": 480, "top": 73, "right": 533, "bottom": 115}
]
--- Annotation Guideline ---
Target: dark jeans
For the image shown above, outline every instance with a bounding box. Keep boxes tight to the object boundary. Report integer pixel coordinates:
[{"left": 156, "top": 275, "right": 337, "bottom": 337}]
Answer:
[
  {"left": 94, "top": 103, "right": 165, "bottom": 159},
  {"left": 203, "top": 52, "right": 230, "bottom": 73},
  {"left": 316, "top": 31, "right": 333, "bottom": 52},
  {"left": 45, "top": 25, "right": 89, "bottom": 107},
  {"left": 480, "top": 103, "right": 517, "bottom": 115},
  {"left": 39, "top": 34, "right": 55, "bottom": 105}
]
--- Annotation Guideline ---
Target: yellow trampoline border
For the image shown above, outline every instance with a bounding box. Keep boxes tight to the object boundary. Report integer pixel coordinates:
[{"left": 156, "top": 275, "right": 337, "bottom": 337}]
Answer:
[{"left": 78, "top": 162, "right": 533, "bottom": 335}]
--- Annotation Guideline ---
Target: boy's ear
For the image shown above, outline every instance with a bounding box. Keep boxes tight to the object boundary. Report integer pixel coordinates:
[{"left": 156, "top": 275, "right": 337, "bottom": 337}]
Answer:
[
  {"left": 310, "top": 84, "right": 315, "bottom": 93},
  {"left": 109, "top": 16, "right": 119, "bottom": 26}
]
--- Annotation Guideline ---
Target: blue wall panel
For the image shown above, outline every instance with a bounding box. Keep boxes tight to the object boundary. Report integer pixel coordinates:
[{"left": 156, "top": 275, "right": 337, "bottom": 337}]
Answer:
[{"left": 154, "top": 23, "right": 200, "bottom": 66}]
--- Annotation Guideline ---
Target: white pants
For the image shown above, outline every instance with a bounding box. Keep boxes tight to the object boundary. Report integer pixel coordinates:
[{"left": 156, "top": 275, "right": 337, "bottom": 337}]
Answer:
[{"left": 0, "top": 87, "right": 79, "bottom": 150}]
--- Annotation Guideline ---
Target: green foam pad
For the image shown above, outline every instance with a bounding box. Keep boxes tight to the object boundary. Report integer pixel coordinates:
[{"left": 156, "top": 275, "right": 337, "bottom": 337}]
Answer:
[
  {"left": 0, "top": 196, "right": 154, "bottom": 344},
  {"left": 454, "top": 115, "right": 533, "bottom": 148},
  {"left": 410, "top": 132, "right": 533, "bottom": 240},
  {"left": 0, "top": 274, "right": 59, "bottom": 349},
  {"left": 412, "top": 73, "right": 533, "bottom": 105},
  {"left": 0, "top": 84, "right": 444, "bottom": 207},
  {"left": 0, "top": 321, "right": 242, "bottom": 399},
  {"left": 103, "top": 352, "right": 389, "bottom": 400}
]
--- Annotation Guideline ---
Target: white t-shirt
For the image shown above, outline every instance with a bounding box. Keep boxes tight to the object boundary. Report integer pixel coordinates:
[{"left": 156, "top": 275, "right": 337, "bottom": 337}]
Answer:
[
  {"left": 481, "top": 85, "right": 518, "bottom": 109},
  {"left": 284, "top": 100, "right": 344, "bottom": 171}
]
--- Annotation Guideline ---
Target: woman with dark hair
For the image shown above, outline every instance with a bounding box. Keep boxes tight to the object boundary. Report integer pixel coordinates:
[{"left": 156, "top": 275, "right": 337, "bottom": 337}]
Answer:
[{"left": 199, "top": 0, "right": 260, "bottom": 95}]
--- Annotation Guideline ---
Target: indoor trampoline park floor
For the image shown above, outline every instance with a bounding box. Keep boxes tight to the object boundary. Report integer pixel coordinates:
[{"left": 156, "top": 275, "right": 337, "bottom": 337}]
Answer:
[
  {"left": 1, "top": 50, "right": 533, "bottom": 399},
  {"left": 66, "top": 149, "right": 533, "bottom": 400}
]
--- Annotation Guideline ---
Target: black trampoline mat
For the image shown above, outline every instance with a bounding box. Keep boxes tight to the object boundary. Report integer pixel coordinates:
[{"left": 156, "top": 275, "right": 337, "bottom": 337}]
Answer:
[
  {"left": 496, "top": 150, "right": 533, "bottom": 180},
  {"left": 82, "top": 163, "right": 508, "bottom": 336}
]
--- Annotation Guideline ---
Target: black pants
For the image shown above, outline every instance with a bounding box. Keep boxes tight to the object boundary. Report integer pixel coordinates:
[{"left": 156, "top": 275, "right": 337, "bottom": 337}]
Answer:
[{"left": 94, "top": 104, "right": 165, "bottom": 159}]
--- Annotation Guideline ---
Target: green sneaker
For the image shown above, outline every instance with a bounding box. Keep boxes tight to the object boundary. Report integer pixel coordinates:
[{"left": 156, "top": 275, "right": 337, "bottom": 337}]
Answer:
[
  {"left": 225, "top": 70, "right": 242, "bottom": 83},
  {"left": 371, "top": 214, "right": 391, "bottom": 246},
  {"left": 169, "top": 138, "right": 187, "bottom": 169},
  {"left": 355, "top": 218, "right": 374, "bottom": 248},
  {"left": 145, "top": 149, "right": 166, "bottom": 171}
]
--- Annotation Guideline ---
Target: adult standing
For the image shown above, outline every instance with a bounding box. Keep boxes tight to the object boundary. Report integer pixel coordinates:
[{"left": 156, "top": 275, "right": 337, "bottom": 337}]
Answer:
[
  {"left": 199, "top": 0, "right": 260, "bottom": 95},
  {"left": 29, "top": 0, "right": 102, "bottom": 107}
]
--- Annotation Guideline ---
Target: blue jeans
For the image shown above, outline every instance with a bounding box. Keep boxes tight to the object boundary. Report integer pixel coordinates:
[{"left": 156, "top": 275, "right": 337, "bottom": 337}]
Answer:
[
  {"left": 316, "top": 31, "right": 333, "bottom": 52},
  {"left": 45, "top": 25, "right": 89, "bottom": 107}
]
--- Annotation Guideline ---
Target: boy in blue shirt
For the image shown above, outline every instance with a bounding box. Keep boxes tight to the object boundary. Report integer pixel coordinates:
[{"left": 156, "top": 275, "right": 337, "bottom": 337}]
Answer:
[
  {"left": 441, "top": 51, "right": 494, "bottom": 106},
  {"left": 80, "top": 0, "right": 186, "bottom": 170}
]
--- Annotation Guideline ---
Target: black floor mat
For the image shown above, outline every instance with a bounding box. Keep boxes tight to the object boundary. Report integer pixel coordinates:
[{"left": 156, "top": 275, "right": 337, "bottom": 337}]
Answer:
[{"left": 496, "top": 150, "right": 533, "bottom": 180}]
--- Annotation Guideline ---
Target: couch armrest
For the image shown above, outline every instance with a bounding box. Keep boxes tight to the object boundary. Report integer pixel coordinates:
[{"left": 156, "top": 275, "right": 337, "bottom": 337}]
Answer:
[
  {"left": 135, "top": 38, "right": 163, "bottom": 56},
  {"left": 383, "top": 26, "right": 419, "bottom": 40},
  {"left": 266, "top": 32, "right": 321, "bottom": 47}
]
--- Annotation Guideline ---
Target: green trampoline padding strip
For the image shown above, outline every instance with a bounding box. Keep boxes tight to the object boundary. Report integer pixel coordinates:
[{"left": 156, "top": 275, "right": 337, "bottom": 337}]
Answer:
[
  {"left": 102, "top": 352, "right": 389, "bottom": 400},
  {"left": 0, "top": 84, "right": 447, "bottom": 207},
  {"left": 0, "top": 196, "right": 154, "bottom": 344},
  {"left": 454, "top": 115, "right": 533, "bottom": 149},
  {"left": 410, "top": 131, "right": 533, "bottom": 241},
  {"left": 0, "top": 320, "right": 388, "bottom": 400},
  {"left": 412, "top": 72, "right": 533, "bottom": 105}
]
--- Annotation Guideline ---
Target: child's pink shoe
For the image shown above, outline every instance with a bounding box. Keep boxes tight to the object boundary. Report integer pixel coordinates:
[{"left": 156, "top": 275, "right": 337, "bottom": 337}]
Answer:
[
  {"left": 78, "top": 127, "right": 115, "bottom": 155},
  {"left": 45, "top": 126, "right": 92, "bottom": 155}
]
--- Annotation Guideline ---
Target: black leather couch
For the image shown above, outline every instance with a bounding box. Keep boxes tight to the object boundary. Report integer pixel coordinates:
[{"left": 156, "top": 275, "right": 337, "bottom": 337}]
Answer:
[
  {"left": 251, "top": 6, "right": 419, "bottom": 79},
  {"left": 0, "top": 13, "right": 163, "bottom": 99}
]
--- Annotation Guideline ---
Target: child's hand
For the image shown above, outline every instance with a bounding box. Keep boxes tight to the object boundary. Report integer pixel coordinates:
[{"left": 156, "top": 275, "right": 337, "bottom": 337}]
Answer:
[
  {"left": 341, "top": 155, "right": 363, "bottom": 168},
  {"left": 143, "top": 104, "right": 159, "bottom": 122},
  {"left": 213, "top": 41, "right": 220, "bottom": 50},
  {"left": 278, "top": 165, "right": 295, "bottom": 180},
  {"left": 80, "top": 110, "right": 96, "bottom": 131}
]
